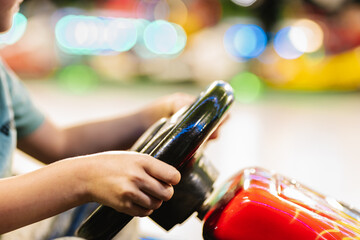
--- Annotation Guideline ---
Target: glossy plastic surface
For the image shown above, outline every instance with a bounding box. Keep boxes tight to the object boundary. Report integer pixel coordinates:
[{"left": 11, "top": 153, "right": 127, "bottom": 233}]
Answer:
[
  {"left": 203, "top": 168, "right": 360, "bottom": 240},
  {"left": 76, "top": 81, "right": 234, "bottom": 240}
]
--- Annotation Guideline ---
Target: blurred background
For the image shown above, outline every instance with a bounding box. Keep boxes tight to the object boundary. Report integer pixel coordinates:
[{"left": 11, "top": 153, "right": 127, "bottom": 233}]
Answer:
[
  {"left": 3, "top": 0, "right": 360, "bottom": 91},
  {"left": 2, "top": 0, "right": 360, "bottom": 239}
]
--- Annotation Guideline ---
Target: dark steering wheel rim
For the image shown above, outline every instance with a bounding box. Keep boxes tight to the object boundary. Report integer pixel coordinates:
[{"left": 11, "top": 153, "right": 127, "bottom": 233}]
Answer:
[{"left": 76, "top": 81, "right": 234, "bottom": 240}]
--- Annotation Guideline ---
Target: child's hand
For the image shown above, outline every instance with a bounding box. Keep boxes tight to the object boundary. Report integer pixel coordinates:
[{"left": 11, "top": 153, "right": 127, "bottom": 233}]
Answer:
[{"left": 80, "top": 151, "right": 180, "bottom": 217}]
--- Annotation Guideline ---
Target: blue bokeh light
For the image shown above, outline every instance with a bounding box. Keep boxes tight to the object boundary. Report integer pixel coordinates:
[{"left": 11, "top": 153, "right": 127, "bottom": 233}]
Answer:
[
  {"left": 273, "top": 27, "right": 303, "bottom": 59},
  {"left": 224, "top": 24, "right": 267, "bottom": 60}
]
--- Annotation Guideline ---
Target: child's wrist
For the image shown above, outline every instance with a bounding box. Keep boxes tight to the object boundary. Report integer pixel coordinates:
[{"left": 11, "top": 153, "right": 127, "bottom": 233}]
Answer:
[{"left": 66, "top": 157, "right": 94, "bottom": 204}]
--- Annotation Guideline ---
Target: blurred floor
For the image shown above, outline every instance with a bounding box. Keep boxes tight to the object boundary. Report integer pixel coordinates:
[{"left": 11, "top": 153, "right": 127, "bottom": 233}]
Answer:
[{"left": 16, "top": 79, "right": 360, "bottom": 240}]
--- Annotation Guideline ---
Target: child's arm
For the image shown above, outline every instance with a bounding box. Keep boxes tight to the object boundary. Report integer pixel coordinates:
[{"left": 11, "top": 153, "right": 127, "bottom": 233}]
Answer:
[
  {"left": 0, "top": 151, "right": 180, "bottom": 234},
  {"left": 17, "top": 93, "right": 195, "bottom": 164}
]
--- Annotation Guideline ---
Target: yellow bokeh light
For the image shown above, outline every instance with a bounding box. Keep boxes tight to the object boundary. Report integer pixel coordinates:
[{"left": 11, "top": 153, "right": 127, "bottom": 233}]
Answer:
[
  {"left": 168, "top": 0, "right": 188, "bottom": 26},
  {"left": 153, "top": 0, "right": 188, "bottom": 26}
]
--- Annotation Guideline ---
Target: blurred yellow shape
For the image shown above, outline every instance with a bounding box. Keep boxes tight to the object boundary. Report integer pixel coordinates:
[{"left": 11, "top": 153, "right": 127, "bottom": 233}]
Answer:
[{"left": 258, "top": 47, "right": 360, "bottom": 91}]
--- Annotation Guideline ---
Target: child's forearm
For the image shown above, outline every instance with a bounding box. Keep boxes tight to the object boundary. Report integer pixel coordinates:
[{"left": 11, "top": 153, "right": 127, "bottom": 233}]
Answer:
[
  {"left": 63, "top": 110, "right": 148, "bottom": 156},
  {"left": 18, "top": 93, "right": 194, "bottom": 164},
  {"left": 0, "top": 151, "right": 180, "bottom": 235},
  {"left": 59, "top": 93, "right": 194, "bottom": 159},
  {"left": 18, "top": 110, "right": 151, "bottom": 164},
  {"left": 0, "top": 158, "right": 89, "bottom": 234}
]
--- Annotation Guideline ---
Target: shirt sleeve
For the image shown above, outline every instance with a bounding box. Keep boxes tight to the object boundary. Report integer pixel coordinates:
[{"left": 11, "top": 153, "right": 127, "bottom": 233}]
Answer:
[{"left": 0, "top": 60, "right": 45, "bottom": 139}]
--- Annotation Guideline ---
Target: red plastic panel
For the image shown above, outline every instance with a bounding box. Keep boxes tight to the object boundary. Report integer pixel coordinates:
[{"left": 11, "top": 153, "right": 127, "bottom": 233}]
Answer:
[{"left": 203, "top": 168, "right": 360, "bottom": 240}]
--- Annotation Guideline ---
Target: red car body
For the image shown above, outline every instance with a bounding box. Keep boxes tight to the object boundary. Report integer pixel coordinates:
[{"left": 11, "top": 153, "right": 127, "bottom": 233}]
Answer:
[{"left": 203, "top": 168, "right": 360, "bottom": 240}]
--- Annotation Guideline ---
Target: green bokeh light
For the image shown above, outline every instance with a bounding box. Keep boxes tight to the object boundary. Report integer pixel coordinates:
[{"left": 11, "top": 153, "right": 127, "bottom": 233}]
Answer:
[
  {"left": 230, "top": 72, "right": 264, "bottom": 103},
  {"left": 56, "top": 64, "right": 99, "bottom": 94}
]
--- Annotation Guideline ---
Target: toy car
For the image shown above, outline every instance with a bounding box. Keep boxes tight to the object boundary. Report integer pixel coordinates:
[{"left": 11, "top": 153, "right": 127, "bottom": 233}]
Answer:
[{"left": 76, "top": 81, "right": 360, "bottom": 240}]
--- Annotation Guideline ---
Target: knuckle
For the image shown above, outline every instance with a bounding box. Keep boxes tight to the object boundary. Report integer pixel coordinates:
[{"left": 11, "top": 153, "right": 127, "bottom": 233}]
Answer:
[
  {"left": 136, "top": 155, "right": 147, "bottom": 164},
  {"left": 131, "top": 175, "right": 144, "bottom": 185},
  {"left": 115, "top": 200, "right": 133, "bottom": 213},
  {"left": 123, "top": 189, "right": 136, "bottom": 200},
  {"left": 124, "top": 201, "right": 133, "bottom": 210},
  {"left": 132, "top": 156, "right": 147, "bottom": 168}
]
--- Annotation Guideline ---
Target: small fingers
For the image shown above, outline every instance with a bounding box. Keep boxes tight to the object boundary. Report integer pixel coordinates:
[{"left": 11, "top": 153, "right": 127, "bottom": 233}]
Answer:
[
  {"left": 138, "top": 174, "right": 175, "bottom": 201},
  {"left": 120, "top": 202, "right": 154, "bottom": 217},
  {"left": 131, "top": 191, "right": 163, "bottom": 211},
  {"left": 142, "top": 157, "right": 181, "bottom": 186},
  {"left": 120, "top": 189, "right": 163, "bottom": 216}
]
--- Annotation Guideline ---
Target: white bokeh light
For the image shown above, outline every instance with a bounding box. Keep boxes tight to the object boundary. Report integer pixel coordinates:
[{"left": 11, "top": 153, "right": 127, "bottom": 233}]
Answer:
[
  {"left": 231, "top": 0, "right": 257, "bottom": 7},
  {"left": 289, "top": 19, "right": 324, "bottom": 53}
]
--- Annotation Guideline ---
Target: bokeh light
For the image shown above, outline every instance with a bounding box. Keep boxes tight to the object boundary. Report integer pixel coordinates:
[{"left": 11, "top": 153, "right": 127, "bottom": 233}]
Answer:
[
  {"left": 55, "top": 15, "right": 137, "bottom": 54},
  {"left": 153, "top": 0, "right": 170, "bottom": 20},
  {"left": 0, "top": 13, "right": 27, "bottom": 45},
  {"left": 166, "top": 0, "right": 188, "bottom": 26},
  {"left": 152, "top": 0, "right": 188, "bottom": 26},
  {"left": 136, "top": 0, "right": 158, "bottom": 20},
  {"left": 134, "top": 18, "right": 150, "bottom": 42},
  {"left": 274, "top": 27, "right": 303, "bottom": 59},
  {"left": 224, "top": 24, "right": 267, "bottom": 60},
  {"left": 289, "top": 19, "right": 324, "bottom": 53},
  {"left": 231, "top": 0, "right": 257, "bottom": 7},
  {"left": 106, "top": 18, "right": 138, "bottom": 52},
  {"left": 230, "top": 72, "right": 264, "bottom": 103},
  {"left": 56, "top": 64, "right": 99, "bottom": 94},
  {"left": 169, "top": 23, "right": 187, "bottom": 55},
  {"left": 132, "top": 19, "right": 158, "bottom": 59},
  {"left": 55, "top": 14, "right": 186, "bottom": 57},
  {"left": 143, "top": 20, "right": 187, "bottom": 55}
]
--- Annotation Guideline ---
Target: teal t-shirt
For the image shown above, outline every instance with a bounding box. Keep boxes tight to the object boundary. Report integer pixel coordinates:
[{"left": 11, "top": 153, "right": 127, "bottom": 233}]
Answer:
[{"left": 0, "top": 59, "right": 44, "bottom": 177}]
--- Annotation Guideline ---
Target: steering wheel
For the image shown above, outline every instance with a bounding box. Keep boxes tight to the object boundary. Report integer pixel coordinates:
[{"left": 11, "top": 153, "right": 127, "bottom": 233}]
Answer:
[{"left": 76, "top": 81, "right": 234, "bottom": 240}]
